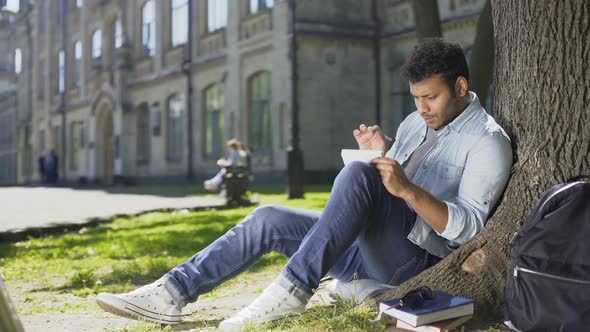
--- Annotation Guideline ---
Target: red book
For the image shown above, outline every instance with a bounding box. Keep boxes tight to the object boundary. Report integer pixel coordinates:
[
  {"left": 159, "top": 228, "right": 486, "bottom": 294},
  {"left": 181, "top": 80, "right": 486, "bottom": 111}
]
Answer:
[{"left": 394, "top": 315, "right": 472, "bottom": 332}]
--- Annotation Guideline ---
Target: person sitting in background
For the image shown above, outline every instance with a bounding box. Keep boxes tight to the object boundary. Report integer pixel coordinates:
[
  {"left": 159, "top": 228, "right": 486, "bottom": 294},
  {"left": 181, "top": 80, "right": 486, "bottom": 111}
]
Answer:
[
  {"left": 241, "top": 144, "right": 254, "bottom": 184},
  {"left": 203, "top": 139, "right": 248, "bottom": 192}
]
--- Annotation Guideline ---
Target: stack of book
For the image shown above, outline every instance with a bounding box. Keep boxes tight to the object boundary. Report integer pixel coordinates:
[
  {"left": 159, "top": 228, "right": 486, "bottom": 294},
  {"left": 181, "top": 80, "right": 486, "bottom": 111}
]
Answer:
[{"left": 379, "top": 290, "right": 473, "bottom": 332}]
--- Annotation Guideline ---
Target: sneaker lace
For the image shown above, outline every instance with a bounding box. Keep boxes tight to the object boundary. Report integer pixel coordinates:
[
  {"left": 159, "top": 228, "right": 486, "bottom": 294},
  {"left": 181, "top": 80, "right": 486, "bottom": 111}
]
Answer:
[{"left": 126, "top": 283, "right": 179, "bottom": 309}]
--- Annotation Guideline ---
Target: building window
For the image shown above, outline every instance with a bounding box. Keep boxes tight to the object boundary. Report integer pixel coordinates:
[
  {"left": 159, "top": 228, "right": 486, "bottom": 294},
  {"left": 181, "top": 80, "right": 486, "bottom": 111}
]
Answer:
[
  {"left": 69, "top": 122, "right": 82, "bottom": 170},
  {"left": 250, "top": 0, "right": 273, "bottom": 14},
  {"left": 142, "top": 0, "right": 156, "bottom": 57},
  {"left": 73, "top": 41, "right": 82, "bottom": 87},
  {"left": 113, "top": 19, "right": 122, "bottom": 49},
  {"left": 58, "top": 50, "right": 65, "bottom": 93},
  {"left": 92, "top": 29, "right": 102, "bottom": 58},
  {"left": 14, "top": 48, "right": 21, "bottom": 74},
  {"left": 249, "top": 71, "right": 272, "bottom": 155},
  {"left": 171, "top": 0, "right": 188, "bottom": 47},
  {"left": 76, "top": 0, "right": 83, "bottom": 8},
  {"left": 204, "top": 84, "right": 224, "bottom": 158},
  {"left": 137, "top": 103, "right": 151, "bottom": 163},
  {"left": 207, "top": 0, "right": 227, "bottom": 32},
  {"left": 167, "top": 94, "right": 185, "bottom": 162}
]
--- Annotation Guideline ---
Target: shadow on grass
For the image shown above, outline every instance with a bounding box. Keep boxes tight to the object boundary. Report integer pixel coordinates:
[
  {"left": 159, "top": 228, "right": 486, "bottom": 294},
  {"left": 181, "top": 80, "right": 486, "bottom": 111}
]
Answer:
[
  {"left": 171, "top": 318, "right": 223, "bottom": 331},
  {"left": 65, "top": 184, "right": 332, "bottom": 199},
  {"left": 253, "top": 184, "right": 332, "bottom": 196},
  {"left": 9, "top": 212, "right": 249, "bottom": 261},
  {"left": 67, "top": 185, "right": 211, "bottom": 198},
  {"left": 23, "top": 211, "right": 288, "bottom": 294},
  {"left": 2, "top": 185, "right": 331, "bottom": 297},
  {"left": 0, "top": 243, "right": 17, "bottom": 258}
]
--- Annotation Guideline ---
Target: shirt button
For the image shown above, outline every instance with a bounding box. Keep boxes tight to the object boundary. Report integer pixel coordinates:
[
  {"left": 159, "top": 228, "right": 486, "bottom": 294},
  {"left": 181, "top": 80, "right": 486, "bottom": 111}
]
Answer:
[
  {"left": 484, "top": 201, "right": 488, "bottom": 206},
  {"left": 422, "top": 165, "right": 427, "bottom": 169}
]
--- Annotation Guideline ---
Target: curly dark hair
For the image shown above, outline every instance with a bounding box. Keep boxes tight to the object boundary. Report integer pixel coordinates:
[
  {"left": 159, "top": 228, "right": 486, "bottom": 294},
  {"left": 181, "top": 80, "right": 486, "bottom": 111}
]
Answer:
[{"left": 401, "top": 38, "right": 469, "bottom": 95}]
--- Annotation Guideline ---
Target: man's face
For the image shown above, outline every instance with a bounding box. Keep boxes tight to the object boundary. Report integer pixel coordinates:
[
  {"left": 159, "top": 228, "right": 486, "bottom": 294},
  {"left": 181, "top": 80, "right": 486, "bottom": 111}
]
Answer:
[{"left": 409, "top": 74, "right": 466, "bottom": 130}]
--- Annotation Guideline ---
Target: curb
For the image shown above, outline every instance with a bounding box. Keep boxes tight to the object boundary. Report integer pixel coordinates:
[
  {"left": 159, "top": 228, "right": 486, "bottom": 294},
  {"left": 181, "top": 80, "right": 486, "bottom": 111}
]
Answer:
[{"left": 0, "top": 202, "right": 258, "bottom": 243}]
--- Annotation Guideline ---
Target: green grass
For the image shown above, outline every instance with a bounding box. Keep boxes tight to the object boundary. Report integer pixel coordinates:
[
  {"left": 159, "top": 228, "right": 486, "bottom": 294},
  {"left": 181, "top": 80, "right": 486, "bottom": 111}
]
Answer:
[
  {"left": 0, "top": 184, "right": 499, "bottom": 331},
  {"left": 0, "top": 185, "right": 391, "bottom": 331},
  {"left": 0, "top": 186, "right": 331, "bottom": 290},
  {"left": 259, "top": 301, "right": 386, "bottom": 332}
]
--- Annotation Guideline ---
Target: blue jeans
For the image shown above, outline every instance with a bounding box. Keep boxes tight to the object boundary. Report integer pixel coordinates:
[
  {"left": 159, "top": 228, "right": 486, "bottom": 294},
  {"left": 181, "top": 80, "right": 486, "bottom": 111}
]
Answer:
[{"left": 163, "top": 162, "right": 441, "bottom": 306}]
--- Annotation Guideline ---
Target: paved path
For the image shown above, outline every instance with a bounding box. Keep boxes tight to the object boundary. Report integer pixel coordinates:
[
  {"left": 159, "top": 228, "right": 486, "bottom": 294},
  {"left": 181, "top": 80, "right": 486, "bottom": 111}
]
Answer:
[{"left": 0, "top": 187, "right": 226, "bottom": 234}]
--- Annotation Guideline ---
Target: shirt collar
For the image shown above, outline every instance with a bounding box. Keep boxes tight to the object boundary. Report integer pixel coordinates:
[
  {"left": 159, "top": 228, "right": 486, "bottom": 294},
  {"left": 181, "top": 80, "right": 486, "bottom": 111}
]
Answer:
[{"left": 447, "top": 91, "right": 482, "bottom": 133}]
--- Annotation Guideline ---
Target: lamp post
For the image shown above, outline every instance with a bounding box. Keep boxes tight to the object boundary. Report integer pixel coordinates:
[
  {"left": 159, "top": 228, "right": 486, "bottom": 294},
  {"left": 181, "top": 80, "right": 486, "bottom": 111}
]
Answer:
[
  {"left": 287, "top": 0, "right": 304, "bottom": 199},
  {"left": 184, "top": 0, "right": 194, "bottom": 180}
]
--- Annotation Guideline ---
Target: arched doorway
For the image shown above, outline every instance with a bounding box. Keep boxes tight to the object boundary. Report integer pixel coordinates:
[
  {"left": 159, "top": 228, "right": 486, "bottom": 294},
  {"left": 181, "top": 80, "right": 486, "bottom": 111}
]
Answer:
[{"left": 96, "top": 106, "right": 114, "bottom": 185}]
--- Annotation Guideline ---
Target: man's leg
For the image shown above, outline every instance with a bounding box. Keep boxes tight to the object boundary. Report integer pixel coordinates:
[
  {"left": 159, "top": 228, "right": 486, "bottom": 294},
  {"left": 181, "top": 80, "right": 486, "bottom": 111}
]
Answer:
[
  {"left": 220, "top": 161, "right": 440, "bottom": 329},
  {"left": 96, "top": 205, "right": 367, "bottom": 324},
  {"left": 283, "top": 161, "right": 440, "bottom": 295},
  {"left": 163, "top": 205, "right": 321, "bottom": 306}
]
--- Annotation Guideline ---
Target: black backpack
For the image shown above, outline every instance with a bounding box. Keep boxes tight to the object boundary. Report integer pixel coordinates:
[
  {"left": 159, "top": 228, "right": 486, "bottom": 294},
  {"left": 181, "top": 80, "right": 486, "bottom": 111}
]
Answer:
[{"left": 505, "top": 177, "right": 590, "bottom": 331}]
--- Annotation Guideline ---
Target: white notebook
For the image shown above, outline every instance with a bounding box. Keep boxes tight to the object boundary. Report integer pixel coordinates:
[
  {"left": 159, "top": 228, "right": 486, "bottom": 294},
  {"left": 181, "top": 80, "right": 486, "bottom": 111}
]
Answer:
[{"left": 341, "top": 149, "right": 384, "bottom": 165}]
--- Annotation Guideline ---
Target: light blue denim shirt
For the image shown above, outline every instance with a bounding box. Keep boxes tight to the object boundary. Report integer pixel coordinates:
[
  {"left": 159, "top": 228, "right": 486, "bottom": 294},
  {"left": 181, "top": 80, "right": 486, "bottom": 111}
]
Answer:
[{"left": 385, "top": 92, "right": 513, "bottom": 258}]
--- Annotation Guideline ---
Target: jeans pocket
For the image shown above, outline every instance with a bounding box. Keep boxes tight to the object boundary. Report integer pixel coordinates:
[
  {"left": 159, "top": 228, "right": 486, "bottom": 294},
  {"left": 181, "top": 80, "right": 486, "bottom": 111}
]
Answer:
[{"left": 388, "top": 256, "right": 428, "bottom": 286}]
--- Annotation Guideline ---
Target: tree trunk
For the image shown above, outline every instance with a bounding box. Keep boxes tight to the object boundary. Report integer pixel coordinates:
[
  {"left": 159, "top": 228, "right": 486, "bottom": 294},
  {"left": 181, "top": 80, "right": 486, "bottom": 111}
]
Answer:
[
  {"left": 469, "top": 0, "right": 494, "bottom": 107},
  {"left": 412, "top": 0, "right": 442, "bottom": 40},
  {"left": 369, "top": 0, "right": 590, "bottom": 325}
]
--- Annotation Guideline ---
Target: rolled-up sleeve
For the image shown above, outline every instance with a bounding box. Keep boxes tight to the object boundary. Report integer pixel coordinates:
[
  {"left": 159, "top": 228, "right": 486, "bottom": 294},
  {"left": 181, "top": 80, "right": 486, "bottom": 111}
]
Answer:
[{"left": 439, "top": 132, "right": 513, "bottom": 244}]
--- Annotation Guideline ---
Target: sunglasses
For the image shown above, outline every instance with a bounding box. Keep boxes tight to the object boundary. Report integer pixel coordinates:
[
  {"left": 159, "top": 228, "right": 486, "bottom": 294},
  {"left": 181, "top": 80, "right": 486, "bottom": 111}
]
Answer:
[
  {"left": 399, "top": 286, "right": 437, "bottom": 309},
  {"left": 371, "top": 286, "right": 438, "bottom": 322}
]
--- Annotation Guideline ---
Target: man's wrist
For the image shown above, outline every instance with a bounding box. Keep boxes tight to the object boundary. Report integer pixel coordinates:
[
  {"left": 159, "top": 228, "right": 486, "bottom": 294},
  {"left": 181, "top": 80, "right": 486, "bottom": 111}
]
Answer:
[{"left": 399, "top": 182, "right": 418, "bottom": 202}]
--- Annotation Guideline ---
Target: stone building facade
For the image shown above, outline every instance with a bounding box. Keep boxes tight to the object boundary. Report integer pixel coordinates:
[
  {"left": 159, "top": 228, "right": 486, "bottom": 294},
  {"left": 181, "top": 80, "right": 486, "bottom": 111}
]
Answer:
[
  {"left": 4, "top": 0, "right": 486, "bottom": 185},
  {"left": 0, "top": 88, "right": 18, "bottom": 185},
  {"left": 0, "top": 8, "right": 23, "bottom": 185}
]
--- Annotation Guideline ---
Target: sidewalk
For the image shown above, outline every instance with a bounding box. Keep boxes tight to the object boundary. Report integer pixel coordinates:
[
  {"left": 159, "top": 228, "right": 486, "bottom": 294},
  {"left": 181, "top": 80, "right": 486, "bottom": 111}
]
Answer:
[{"left": 0, "top": 186, "right": 226, "bottom": 241}]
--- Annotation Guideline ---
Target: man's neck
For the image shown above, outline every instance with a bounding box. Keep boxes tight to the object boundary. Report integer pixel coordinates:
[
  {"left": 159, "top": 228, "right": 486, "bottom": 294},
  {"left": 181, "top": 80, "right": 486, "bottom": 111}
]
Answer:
[
  {"left": 438, "top": 95, "right": 471, "bottom": 129},
  {"left": 458, "top": 93, "right": 472, "bottom": 113}
]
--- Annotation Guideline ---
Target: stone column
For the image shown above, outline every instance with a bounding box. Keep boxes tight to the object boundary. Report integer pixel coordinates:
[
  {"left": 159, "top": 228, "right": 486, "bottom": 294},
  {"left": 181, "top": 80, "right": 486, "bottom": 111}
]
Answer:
[{"left": 225, "top": 0, "right": 241, "bottom": 140}]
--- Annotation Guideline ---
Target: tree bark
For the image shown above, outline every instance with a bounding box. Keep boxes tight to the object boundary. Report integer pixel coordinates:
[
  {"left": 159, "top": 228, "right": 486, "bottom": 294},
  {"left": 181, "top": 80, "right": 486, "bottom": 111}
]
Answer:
[
  {"left": 412, "top": 0, "right": 442, "bottom": 40},
  {"left": 369, "top": 0, "right": 590, "bottom": 325},
  {"left": 469, "top": 0, "right": 494, "bottom": 107}
]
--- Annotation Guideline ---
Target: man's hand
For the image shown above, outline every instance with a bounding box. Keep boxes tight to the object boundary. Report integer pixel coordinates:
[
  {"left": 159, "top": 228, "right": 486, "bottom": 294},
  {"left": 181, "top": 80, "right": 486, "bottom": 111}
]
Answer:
[
  {"left": 371, "top": 157, "right": 413, "bottom": 199},
  {"left": 353, "top": 124, "right": 387, "bottom": 152},
  {"left": 371, "top": 157, "right": 449, "bottom": 234}
]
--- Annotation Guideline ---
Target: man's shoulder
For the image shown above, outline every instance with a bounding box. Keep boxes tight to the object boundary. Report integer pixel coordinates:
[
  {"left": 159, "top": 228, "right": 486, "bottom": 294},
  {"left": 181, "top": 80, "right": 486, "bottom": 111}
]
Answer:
[
  {"left": 458, "top": 111, "right": 512, "bottom": 159},
  {"left": 460, "top": 110, "right": 508, "bottom": 139}
]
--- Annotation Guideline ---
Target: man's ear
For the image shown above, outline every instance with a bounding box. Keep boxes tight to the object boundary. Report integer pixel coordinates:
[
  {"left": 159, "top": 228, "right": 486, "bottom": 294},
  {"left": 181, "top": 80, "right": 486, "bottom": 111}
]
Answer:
[{"left": 454, "top": 77, "right": 468, "bottom": 97}]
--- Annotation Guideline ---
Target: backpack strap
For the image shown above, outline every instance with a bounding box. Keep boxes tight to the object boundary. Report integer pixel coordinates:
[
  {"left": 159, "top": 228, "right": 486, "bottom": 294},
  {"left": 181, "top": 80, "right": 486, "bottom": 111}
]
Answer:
[{"left": 567, "top": 175, "right": 590, "bottom": 183}]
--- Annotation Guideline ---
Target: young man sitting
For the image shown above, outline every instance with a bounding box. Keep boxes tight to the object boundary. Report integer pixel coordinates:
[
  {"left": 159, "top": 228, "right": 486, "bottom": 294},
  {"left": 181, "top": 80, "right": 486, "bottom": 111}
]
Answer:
[{"left": 96, "top": 38, "right": 513, "bottom": 330}]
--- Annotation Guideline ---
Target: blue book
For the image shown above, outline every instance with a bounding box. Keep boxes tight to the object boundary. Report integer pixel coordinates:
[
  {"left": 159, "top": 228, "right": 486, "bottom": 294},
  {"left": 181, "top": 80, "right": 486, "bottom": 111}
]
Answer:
[{"left": 378, "top": 290, "right": 474, "bottom": 327}]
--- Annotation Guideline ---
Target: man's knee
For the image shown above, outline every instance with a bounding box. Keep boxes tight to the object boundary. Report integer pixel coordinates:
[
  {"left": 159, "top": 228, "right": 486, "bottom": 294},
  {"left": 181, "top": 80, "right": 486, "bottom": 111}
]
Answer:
[
  {"left": 338, "top": 161, "right": 380, "bottom": 184},
  {"left": 250, "top": 204, "right": 283, "bottom": 217},
  {"left": 242, "top": 205, "right": 284, "bottom": 228}
]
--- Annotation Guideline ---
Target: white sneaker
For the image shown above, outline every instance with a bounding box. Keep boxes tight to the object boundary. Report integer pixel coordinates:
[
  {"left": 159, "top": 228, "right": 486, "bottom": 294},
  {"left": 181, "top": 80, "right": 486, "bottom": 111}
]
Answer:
[
  {"left": 218, "top": 280, "right": 307, "bottom": 331},
  {"left": 96, "top": 281, "right": 183, "bottom": 325},
  {"left": 325, "top": 278, "right": 396, "bottom": 303}
]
